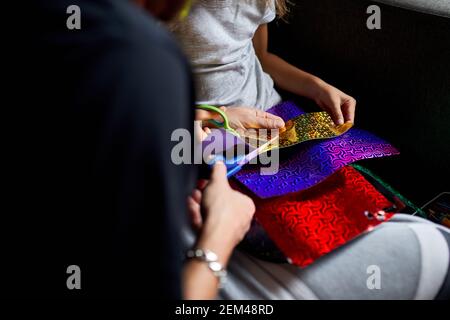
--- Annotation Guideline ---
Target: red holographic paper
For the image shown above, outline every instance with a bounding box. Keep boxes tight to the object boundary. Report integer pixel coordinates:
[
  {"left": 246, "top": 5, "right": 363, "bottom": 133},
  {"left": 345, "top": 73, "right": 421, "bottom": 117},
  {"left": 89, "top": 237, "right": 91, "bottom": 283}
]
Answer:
[{"left": 240, "top": 166, "right": 399, "bottom": 267}]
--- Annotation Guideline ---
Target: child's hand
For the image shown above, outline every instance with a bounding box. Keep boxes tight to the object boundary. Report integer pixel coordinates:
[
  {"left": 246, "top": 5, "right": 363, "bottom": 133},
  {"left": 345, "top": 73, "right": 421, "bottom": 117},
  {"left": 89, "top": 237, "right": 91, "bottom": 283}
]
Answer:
[
  {"left": 313, "top": 83, "right": 357, "bottom": 125},
  {"left": 219, "top": 106, "right": 285, "bottom": 132}
]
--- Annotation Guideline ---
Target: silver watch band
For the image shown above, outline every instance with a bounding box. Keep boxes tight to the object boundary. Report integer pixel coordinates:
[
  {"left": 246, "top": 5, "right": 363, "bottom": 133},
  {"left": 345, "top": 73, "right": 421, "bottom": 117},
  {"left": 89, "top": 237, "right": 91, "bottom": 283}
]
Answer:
[{"left": 186, "top": 248, "right": 227, "bottom": 288}]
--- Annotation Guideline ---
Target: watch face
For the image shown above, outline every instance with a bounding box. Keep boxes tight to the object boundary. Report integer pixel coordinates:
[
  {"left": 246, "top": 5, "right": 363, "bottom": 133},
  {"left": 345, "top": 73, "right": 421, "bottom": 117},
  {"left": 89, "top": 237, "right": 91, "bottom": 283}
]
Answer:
[
  {"left": 209, "top": 261, "right": 222, "bottom": 273},
  {"left": 204, "top": 250, "right": 218, "bottom": 262}
]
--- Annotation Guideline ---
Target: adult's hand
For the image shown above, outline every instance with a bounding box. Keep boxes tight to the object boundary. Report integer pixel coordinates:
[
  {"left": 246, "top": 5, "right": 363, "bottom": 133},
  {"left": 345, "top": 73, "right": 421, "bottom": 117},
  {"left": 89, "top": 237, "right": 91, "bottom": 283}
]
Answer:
[
  {"left": 187, "top": 162, "right": 255, "bottom": 261},
  {"left": 184, "top": 162, "right": 255, "bottom": 299}
]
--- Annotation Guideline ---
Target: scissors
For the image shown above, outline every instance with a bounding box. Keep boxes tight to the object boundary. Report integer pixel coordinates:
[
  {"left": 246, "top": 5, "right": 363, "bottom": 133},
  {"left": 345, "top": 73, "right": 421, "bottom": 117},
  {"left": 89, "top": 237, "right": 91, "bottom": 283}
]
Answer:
[
  {"left": 196, "top": 104, "right": 240, "bottom": 137},
  {"left": 196, "top": 105, "right": 247, "bottom": 177}
]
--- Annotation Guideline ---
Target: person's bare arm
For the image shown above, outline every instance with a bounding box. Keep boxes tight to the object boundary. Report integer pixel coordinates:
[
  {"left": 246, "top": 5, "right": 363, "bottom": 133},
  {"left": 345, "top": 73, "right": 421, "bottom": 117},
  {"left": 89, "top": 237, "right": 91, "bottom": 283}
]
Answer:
[
  {"left": 253, "top": 24, "right": 356, "bottom": 125},
  {"left": 182, "top": 231, "right": 234, "bottom": 299},
  {"left": 183, "top": 163, "right": 255, "bottom": 299}
]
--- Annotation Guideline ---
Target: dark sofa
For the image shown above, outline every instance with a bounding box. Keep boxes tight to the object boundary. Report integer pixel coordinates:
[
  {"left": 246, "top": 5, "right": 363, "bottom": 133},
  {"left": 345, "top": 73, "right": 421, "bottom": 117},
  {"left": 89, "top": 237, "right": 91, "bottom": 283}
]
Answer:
[{"left": 269, "top": 0, "right": 450, "bottom": 206}]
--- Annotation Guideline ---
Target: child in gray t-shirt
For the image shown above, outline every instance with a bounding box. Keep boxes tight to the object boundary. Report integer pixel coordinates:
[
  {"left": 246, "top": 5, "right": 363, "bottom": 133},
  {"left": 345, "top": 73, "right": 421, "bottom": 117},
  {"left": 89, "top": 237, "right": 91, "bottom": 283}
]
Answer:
[
  {"left": 172, "top": 0, "right": 356, "bottom": 126},
  {"left": 175, "top": 0, "right": 450, "bottom": 301}
]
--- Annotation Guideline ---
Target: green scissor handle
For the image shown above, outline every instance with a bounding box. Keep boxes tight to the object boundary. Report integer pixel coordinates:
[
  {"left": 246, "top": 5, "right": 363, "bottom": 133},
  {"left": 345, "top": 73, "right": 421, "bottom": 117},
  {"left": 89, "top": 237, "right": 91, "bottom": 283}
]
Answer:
[{"left": 196, "top": 104, "right": 240, "bottom": 137}]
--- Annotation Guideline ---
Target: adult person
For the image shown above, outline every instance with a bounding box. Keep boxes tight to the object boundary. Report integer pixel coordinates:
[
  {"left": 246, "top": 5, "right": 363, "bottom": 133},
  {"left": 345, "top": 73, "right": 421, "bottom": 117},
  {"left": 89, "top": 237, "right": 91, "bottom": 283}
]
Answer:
[{"left": 6, "top": 0, "right": 256, "bottom": 299}]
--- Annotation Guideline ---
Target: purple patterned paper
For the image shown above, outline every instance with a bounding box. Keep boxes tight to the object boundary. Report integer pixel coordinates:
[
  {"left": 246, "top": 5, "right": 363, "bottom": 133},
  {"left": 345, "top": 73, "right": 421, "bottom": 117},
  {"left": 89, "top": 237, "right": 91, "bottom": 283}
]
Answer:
[
  {"left": 268, "top": 101, "right": 306, "bottom": 120},
  {"left": 234, "top": 102, "right": 400, "bottom": 198}
]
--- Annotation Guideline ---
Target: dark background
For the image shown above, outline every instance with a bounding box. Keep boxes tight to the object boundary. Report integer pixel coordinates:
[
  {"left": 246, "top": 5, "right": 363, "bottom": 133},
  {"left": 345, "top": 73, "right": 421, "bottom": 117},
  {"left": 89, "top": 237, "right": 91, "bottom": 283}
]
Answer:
[{"left": 269, "top": 0, "right": 450, "bottom": 206}]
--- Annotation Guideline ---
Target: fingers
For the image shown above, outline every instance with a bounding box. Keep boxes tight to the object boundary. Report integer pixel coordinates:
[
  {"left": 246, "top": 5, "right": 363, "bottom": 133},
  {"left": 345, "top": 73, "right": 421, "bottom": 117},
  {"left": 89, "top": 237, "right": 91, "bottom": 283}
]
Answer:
[
  {"left": 263, "top": 115, "right": 285, "bottom": 129},
  {"left": 195, "top": 109, "right": 212, "bottom": 121},
  {"left": 194, "top": 121, "right": 210, "bottom": 142},
  {"left": 210, "top": 161, "right": 228, "bottom": 184},
  {"left": 197, "top": 179, "right": 209, "bottom": 190},
  {"left": 236, "top": 127, "right": 246, "bottom": 136},
  {"left": 187, "top": 195, "right": 202, "bottom": 230},
  {"left": 191, "top": 189, "right": 202, "bottom": 203},
  {"left": 254, "top": 109, "right": 285, "bottom": 129},
  {"left": 342, "top": 96, "right": 357, "bottom": 124},
  {"left": 261, "top": 111, "right": 285, "bottom": 128},
  {"left": 328, "top": 97, "right": 345, "bottom": 126}
]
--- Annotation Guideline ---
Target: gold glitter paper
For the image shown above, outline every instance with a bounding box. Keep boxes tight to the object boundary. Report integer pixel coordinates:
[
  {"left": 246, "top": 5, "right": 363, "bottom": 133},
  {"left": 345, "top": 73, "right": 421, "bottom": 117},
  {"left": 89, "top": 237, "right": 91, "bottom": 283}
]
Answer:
[
  {"left": 279, "top": 112, "right": 353, "bottom": 148},
  {"left": 241, "top": 112, "right": 353, "bottom": 151}
]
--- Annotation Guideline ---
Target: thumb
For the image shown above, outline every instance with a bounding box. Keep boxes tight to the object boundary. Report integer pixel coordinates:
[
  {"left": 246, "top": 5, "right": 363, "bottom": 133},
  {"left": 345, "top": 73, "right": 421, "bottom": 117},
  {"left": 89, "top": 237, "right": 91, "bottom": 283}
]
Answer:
[
  {"left": 254, "top": 110, "right": 285, "bottom": 129},
  {"left": 262, "top": 115, "right": 285, "bottom": 129},
  {"left": 210, "top": 161, "right": 228, "bottom": 183},
  {"left": 328, "top": 99, "right": 345, "bottom": 126}
]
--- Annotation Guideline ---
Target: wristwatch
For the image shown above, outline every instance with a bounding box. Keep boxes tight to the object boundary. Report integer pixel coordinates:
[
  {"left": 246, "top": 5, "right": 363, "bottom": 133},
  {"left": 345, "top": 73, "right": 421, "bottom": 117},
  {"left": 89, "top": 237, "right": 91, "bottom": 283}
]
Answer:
[{"left": 186, "top": 248, "right": 228, "bottom": 288}]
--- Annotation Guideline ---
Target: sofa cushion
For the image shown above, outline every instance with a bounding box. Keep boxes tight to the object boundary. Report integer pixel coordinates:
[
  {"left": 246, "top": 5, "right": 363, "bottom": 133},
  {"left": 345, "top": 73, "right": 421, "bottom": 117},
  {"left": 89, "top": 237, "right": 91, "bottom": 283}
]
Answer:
[{"left": 374, "top": 0, "right": 450, "bottom": 18}]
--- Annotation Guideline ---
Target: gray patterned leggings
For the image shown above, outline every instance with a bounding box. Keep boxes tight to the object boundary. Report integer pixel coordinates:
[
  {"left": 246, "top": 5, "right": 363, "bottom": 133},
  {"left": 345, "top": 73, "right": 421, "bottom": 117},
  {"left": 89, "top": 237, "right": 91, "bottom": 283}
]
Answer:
[{"left": 220, "top": 214, "right": 450, "bottom": 300}]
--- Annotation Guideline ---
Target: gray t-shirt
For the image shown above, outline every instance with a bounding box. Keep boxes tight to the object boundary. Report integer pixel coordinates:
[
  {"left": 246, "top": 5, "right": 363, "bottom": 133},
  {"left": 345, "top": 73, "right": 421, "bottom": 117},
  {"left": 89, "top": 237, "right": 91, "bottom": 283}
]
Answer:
[{"left": 171, "top": 0, "right": 282, "bottom": 110}]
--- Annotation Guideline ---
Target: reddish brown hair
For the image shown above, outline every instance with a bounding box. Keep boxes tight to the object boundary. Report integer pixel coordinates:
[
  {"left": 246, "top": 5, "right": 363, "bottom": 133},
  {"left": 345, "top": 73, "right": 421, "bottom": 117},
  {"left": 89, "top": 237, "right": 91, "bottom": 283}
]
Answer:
[{"left": 137, "top": 0, "right": 188, "bottom": 21}]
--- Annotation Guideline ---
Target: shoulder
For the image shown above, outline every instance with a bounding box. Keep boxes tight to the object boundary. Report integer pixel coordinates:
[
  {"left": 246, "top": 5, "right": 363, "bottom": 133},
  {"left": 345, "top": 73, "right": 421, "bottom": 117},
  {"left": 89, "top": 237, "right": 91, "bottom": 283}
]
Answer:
[
  {"left": 32, "top": 0, "right": 188, "bottom": 69},
  {"left": 90, "top": 0, "right": 187, "bottom": 65},
  {"left": 29, "top": 0, "right": 193, "bottom": 121}
]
